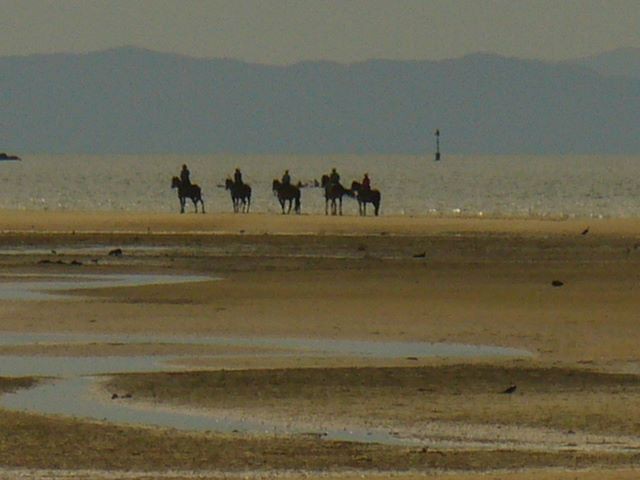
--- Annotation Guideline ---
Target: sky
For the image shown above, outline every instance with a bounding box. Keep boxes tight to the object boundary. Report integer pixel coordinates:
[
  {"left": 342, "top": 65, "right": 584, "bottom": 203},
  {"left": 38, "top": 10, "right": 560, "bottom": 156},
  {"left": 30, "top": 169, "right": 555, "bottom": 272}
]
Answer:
[{"left": 1, "top": 0, "right": 640, "bottom": 64}]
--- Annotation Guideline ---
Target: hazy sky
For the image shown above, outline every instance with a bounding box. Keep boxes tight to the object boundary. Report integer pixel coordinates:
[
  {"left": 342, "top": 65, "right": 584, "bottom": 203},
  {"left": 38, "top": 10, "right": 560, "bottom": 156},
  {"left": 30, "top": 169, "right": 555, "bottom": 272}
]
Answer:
[{"left": 2, "top": 0, "right": 640, "bottom": 64}]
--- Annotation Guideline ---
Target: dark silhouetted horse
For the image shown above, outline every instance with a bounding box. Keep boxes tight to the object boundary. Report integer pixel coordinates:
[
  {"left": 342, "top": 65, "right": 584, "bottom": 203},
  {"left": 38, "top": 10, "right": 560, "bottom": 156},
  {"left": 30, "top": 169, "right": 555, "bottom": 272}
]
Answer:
[
  {"left": 272, "top": 179, "right": 301, "bottom": 214},
  {"left": 351, "top": 181, "right": 381, "bottom": 216},
  {"left": 225, "top": 178, "right": 252, "bottom": 213},
  {"left": 171, "top": 176, "right": 205, "bottom": 213},
  {"left": 321, "top": 174, "right": 353, "bottom": 215}
]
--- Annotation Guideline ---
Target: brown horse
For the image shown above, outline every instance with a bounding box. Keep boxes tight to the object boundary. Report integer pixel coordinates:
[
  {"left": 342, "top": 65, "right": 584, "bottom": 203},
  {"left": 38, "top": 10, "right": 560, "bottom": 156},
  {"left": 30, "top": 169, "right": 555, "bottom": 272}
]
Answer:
[
  {"left": 321, "top": 174, "right": 354, "bottom": 215},
  {"left": 272, "top": 179, "right": 301, "bottom": 214},
  {"left": 225, "top": 178, "right": 251, "bottom": 213},
  {"left": 171, "top": 176, "right": 205, "bottom": 213},
  {"left": 351, "top": 181, "right": 381, "bottom": 216}
]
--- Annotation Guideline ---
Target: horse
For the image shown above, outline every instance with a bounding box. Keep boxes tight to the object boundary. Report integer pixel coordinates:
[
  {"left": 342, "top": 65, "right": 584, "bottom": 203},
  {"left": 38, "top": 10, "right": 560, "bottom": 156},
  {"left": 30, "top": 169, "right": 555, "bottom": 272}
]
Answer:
[
  {"left": 321, "top": 174, "right": 354, "bottom": 215},
  {"left": 351, "top": 181, "right": 381, "bottom": 216},
  {"left": 272, "top": 179, "right": 301, "bottom": 214},
  {"left": 224, "top": 178, "right": 252, "bottom": 213},
  {"left": 171, "top": 176, "right": 205, "bottom": 213}
]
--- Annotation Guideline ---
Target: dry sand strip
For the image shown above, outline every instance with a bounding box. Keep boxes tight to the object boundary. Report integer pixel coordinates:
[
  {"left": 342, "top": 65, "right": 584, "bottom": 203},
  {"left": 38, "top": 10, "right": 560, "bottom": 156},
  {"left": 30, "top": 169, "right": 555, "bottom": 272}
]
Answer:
[
  {"left": 101, "top": 365, "right": 640, "bottom": 455},
  {"left": 1, "top": 209, "right": 639, "bottom": 237},
  {"left": 0, "top": 468, "right": 639, "bottom": 480},
  {"left": 94, "top": 394, "right": 640, "bottom": 455}
]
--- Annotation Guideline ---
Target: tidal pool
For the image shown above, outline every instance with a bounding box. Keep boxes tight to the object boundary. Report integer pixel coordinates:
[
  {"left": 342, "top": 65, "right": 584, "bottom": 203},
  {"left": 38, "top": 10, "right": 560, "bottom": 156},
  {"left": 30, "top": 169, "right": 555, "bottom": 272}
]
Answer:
[
  {"left": 0, "top": 273, "right": 215, "bottom": 301},
  {"left": 0, "top": 272, "right": 534, "bottom": 446},
  {"left": 0, "top": 331, "right": 532, "bottom": 446}
]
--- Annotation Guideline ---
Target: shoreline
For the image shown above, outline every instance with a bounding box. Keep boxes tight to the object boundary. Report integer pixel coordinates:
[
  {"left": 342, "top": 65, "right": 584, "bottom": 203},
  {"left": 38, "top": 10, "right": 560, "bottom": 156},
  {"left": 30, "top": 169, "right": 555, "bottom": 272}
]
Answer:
[{"left": 1, "top": 209, "right": 640, "bottom": 237}]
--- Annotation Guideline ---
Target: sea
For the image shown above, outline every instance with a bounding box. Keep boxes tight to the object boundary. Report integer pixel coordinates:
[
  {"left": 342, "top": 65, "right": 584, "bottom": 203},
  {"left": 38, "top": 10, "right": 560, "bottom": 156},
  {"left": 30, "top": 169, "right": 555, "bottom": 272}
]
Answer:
[{"left": 0, "top": 154, "right": 639, "bottom": 218}]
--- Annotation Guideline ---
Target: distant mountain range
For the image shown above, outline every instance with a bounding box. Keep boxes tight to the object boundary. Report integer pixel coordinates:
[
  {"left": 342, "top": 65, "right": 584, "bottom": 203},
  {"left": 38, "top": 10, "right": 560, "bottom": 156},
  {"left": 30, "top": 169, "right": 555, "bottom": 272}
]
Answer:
[
  {"left": 1, "top": 46, "right": 639, "bottom": 154},
  {"left": 574, "top": 47, "right": 640, "bottom": 79}
]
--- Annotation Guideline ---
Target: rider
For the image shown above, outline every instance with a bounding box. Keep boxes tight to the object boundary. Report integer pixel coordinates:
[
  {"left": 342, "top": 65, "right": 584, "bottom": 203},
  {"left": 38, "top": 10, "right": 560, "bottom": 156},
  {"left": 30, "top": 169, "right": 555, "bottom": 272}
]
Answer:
[
  {"left": 329, "top": 168, "right": 340, "bottom": 186},
  {"left": 282, "top": 169, "right": 291, "bottom": 186},
  {"left": 362, "top": 173, "right": 371, "bottom": 191},
  {"left": 180, "top": 164, "right": 191, "bottom": 186},
  {"left": 234, "top": 168, "right": 243, "bottom": 186}
]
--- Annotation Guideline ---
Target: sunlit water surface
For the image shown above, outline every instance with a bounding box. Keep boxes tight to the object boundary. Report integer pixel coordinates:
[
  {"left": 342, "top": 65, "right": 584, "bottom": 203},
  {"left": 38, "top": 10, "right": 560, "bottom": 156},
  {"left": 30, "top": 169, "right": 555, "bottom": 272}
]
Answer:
[{"left": 1, "top": 154, "right": 639, "bottom": 217}]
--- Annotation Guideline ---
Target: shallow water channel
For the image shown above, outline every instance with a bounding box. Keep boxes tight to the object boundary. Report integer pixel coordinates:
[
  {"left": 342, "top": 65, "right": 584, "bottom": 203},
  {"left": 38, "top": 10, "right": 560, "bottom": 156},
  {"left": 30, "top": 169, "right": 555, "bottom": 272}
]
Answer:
[{"left": 0, "top": 273, "right": 531, "bottom": 447}]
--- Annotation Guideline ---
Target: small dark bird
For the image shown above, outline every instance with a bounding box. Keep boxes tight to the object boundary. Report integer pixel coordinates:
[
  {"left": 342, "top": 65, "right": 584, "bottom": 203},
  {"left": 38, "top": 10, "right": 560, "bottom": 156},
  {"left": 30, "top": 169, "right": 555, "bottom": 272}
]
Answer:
[
  {"left": 551, "top": 280, "right": 564, "bottom": 287},
  {"left": 111, "top": 393, "right": 119, "bottom": 399},
  {"left": 501, "top": 384, "right": 517, "bottom": 394},
  {"left": 108, "top": 248, "right": 123, "bottom": 257},
  {"left": 581, "top": 227, "right": 589, "bottom": 235},
  {"left": 413, "top": 252, "right": 426, "bottom": 258}
]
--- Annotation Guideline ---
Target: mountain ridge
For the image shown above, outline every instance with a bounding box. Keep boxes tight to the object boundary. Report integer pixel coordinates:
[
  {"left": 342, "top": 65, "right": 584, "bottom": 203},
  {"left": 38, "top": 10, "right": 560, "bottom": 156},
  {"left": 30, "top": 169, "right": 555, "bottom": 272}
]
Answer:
[{"left": 2, "top": 46, "right": 639, "bottom": 154}]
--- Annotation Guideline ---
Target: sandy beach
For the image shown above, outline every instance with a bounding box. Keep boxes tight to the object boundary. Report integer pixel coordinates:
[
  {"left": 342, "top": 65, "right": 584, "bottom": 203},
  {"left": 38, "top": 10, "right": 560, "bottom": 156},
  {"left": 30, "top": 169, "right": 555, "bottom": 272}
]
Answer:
[{"left": 2, "top": 209, "right": 640, "bottom": 478}]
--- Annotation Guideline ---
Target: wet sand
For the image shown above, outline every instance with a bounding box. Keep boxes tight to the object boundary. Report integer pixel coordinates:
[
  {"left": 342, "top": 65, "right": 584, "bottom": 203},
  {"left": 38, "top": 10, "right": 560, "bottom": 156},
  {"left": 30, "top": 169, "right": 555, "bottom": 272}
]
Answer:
[{"left": 2, "top": 210, "right": 640, "bottom": 477}]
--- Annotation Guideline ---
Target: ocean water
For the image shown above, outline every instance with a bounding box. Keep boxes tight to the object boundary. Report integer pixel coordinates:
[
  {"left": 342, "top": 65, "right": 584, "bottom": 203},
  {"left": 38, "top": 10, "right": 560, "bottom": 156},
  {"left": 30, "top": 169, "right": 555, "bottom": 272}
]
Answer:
[{"left": 0, "top": 154, "right": 638, "bottom": 218}]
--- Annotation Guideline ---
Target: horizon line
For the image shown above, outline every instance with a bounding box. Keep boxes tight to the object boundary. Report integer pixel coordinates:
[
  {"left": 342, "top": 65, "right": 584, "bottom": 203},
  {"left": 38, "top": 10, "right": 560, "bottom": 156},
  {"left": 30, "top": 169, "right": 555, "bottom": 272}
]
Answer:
[{"left": 2, "top": 44, "right": 639, "bottom": 67}]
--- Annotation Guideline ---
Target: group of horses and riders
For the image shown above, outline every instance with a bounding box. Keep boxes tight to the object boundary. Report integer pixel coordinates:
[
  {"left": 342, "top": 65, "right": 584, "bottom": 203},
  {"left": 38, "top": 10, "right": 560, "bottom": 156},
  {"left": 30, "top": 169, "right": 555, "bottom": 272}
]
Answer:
[
  {"left": 171, "top": 164, "right": 381, "bottom": 216},
  {"left": 320, "top": 168, "right": 381, "bottom": 216}
]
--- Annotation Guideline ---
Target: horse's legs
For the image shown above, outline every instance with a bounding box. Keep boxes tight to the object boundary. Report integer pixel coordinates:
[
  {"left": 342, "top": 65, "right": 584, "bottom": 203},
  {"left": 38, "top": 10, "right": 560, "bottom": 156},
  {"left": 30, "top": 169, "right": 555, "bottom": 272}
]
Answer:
[
  {"left": 180, "top": 197, "right": 185, "bottom": 214},
  {"left": 279, "top": 198, "right": 286, "bottom": 214},
  {"left": 338, "top": 197, "right": 342, "bottom": 216},
  {"left": 325, "top": 198, "right": 329, "bottom": 215},
  {"left": 191, "top": 195, "right": 202, "bottom": 213}
]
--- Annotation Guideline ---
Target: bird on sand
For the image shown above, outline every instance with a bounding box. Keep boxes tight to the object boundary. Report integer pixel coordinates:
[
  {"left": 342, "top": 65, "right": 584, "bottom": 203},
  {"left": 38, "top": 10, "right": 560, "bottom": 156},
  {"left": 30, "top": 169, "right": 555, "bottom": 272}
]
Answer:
[
  {"left": 501, "top": 384, "right": 517, "bottom": 394},
  {"left": 581, "top": 226, "right": 590, "bottom": 235}
]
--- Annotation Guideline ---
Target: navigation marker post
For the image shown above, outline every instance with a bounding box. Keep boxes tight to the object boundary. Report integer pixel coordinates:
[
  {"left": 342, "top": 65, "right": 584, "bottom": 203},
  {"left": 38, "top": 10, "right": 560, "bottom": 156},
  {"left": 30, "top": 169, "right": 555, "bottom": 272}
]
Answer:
[{"left": 434, "top": 129, "right": 441, "bottom": 161}]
